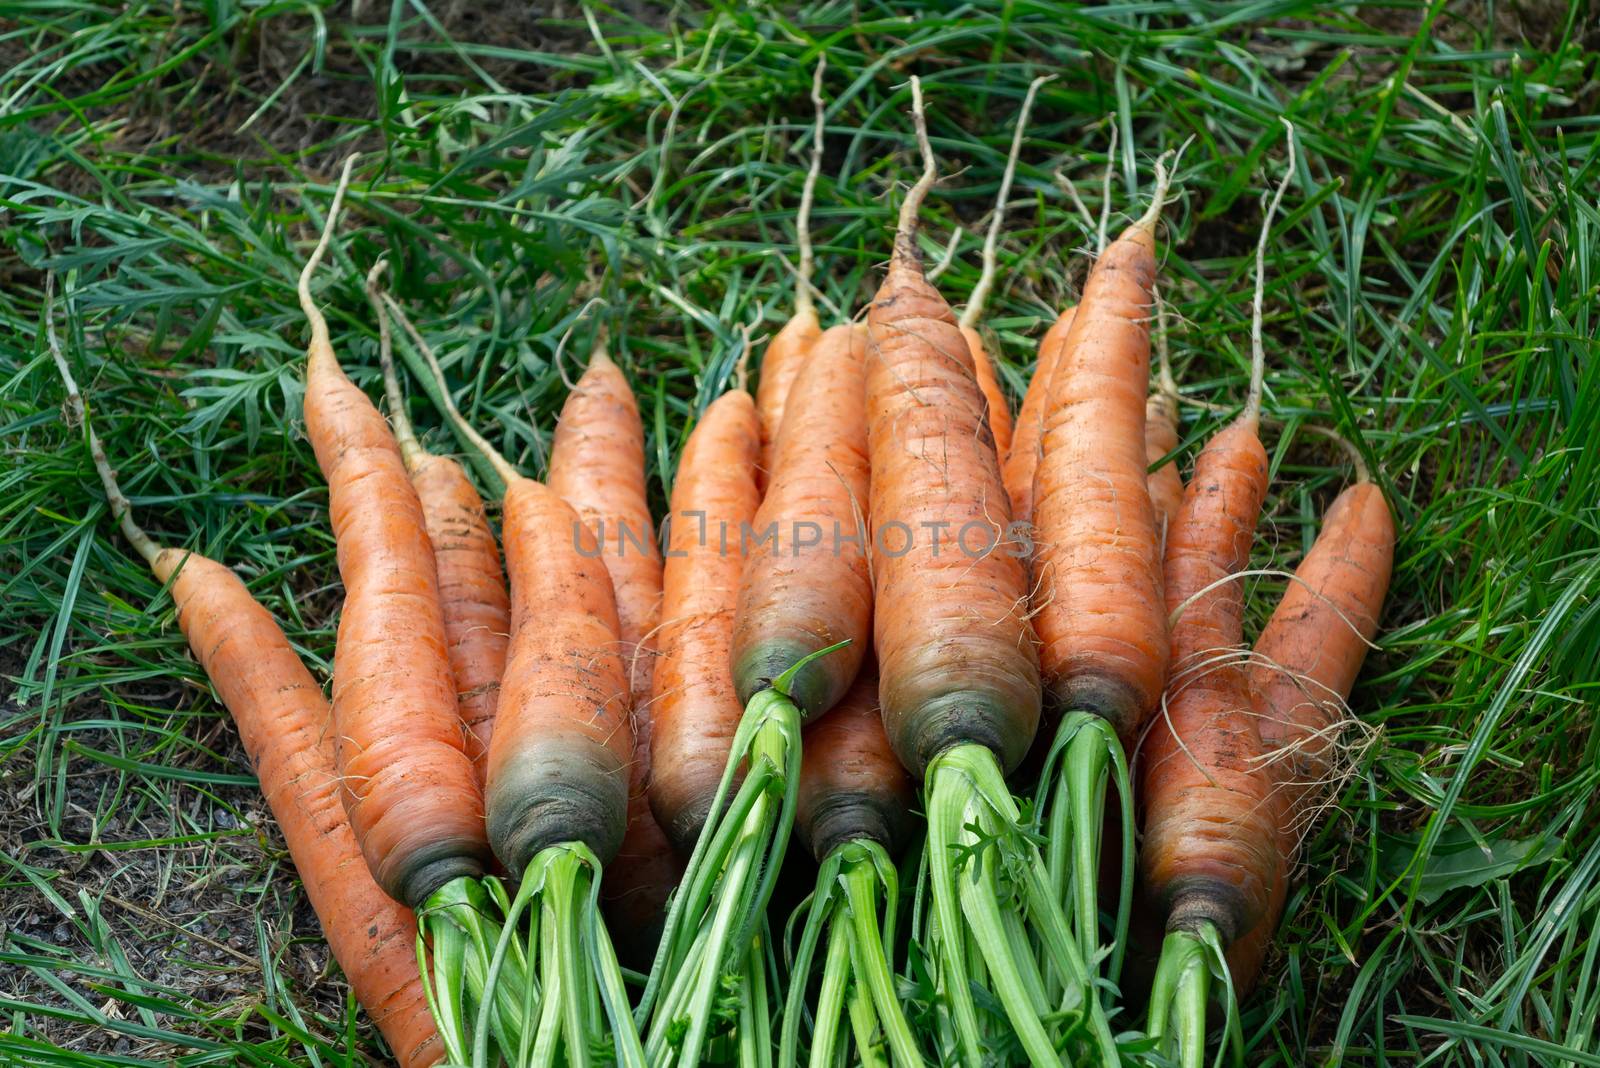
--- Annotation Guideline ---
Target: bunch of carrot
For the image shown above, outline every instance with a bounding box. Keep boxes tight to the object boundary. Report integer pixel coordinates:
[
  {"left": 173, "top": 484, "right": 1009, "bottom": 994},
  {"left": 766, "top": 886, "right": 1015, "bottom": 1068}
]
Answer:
[{"left": 54, "top": 81, "right": 1396, "bottom": 1068}]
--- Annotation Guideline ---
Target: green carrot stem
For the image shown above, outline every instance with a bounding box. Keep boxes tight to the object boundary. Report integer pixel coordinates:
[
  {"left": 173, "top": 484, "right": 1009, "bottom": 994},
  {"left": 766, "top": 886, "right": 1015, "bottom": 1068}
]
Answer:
[
  {"left": 811, "top": 915, "right": 852, "bottom": 1066},
  {"left": 1035, "top": 711, "right": 1136, "bottom": 985},
  {"left": 1148, "top": 923, "right": 1245, "bottom": 1068},
  {"left": 845, "top": 969, "right": 887, "bottom": 1068},
  {"left": 641, "top": 693, "right": 802, "bottom": 1067},
  {"left": 925, "top": 743, "right": 1121, "bottom": 1067},
  {"left": 841, "top": 847, "right": 924, "bottom": 1067},
  {"left": 418, "top": 874, "right": 534, "bottom": 1066},
  {"left": 474, "top": 845, "right": 643, "bottom": 1068}
]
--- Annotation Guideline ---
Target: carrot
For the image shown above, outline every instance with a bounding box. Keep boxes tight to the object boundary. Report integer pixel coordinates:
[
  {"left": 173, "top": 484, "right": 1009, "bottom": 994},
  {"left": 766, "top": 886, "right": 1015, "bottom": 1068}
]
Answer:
[
  {"left": 544, "top": 336, "right": 679, "bottom": 969},
  {"left": 639, "top": 379, "right": 813, "bottom": 1068},
  {"left": 547, "top": 336, "right": 664, "bottom": 712},
  {"left": 47, "top": 298, "right": 440, "bottom": 1068},
  {"left": 866, "top": 80, "right": 1114, "bottom": 1068},
  {"left": 1146, "top": 287, "right": 1184, "bottom": 535},
  {"left": 1227, "top": 449, "right": 1394, "bottom": 993},
  {"left": 1027, "top": 147, "right": 1181, "bottom": 977},
  {"left": 645, "top": 388, "right": 763, "bottom": 852},
  {"left": 380, "top": 298, "right": 646, "bottom": 1068},
  {"left": 780, "top": 663, "right": 923, "bottom": 1068},
  {"left": 1001, "top": 304, "right": 1074, "bottom": 526},
  {"left": 755, "top": 57, "right": 827, "bottom": 486},
  {"left": 1142, "top": 124, "right": 1299, "bottom": 1068},
  {"left": 299, "top": 162, "right": 488, "bottom": 910},
  {"left": 732, "top": 321, "right": 872, "bottom": 717},
  {"left": 366, "top": 262, "right": 509, "bottom": 785},
  {"left": 297, "top": 167, "right": 521, "bottom": 1063},
  {"left": 956, "top": 76, "right": 1049, "bottom": 458}
]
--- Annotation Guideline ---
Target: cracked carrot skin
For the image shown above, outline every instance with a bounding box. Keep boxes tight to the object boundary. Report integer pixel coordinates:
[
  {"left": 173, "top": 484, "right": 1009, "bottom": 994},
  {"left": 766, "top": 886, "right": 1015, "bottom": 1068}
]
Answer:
[
  {"left": 756, "top": 306, "right": 823, "bottom": 490},
  {"left": 1029, "top": 222, "right": 1169, "bottom": 747},
  {"left": 1002, "top": 306, "right": 1075, "bottom": 527},
  {"left": 960, "top": 323, "right": 1015, "bottom": 458},
  {"left": 546, "top": 346, "right": 678, "bottom": 965},
  {"left": 1141, "top": 419, "right": 1283, "bottom": 947},
  {"left": 647, "top": 390, "right": 763, "bottom": 853},
  {"left": 486, "top": 477, "right": 634, "bottom": 872},
  {"left": 732, "top": 322, "right": 872, "bottom": 721},
  {"left": 410, "top": 453, "right": 509, "bottom": 786},
  {"left": 1226, "top": 480, "right": 1394, "bottom": 992},
  {"left": 161, "top": 550, "right": 441, "bottom": 1068},
  {"left": 866, "top": 232, "right": 1041, "bottom": 779},
  {"left": 304, "top": 339, "right": 488, "bottom": 909}
]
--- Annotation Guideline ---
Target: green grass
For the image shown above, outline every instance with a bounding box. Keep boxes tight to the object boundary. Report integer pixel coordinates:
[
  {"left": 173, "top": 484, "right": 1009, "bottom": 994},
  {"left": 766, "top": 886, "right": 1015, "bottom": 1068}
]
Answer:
[{"left": 1, "top": 1, "right": 1597, "bottom": 1064}]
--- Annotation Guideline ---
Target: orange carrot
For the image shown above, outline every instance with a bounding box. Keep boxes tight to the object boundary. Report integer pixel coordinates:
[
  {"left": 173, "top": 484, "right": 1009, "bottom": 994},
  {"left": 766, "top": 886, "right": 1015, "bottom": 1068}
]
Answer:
[
  {"left": 298, "top": 162, "right": 488, "bottom": 910},
  {"left": 647, "top": 321, "right": 870, "bottom": 1066},
  {"left": 545, "top": 336, "right": 679, "bottom": 967},
  {"left": 1142, "top": 124, "right": 1300, "bottom": 1068},
  {"left": 646, "top": 389, "right": 763, "bottom": 852},
  {"left": 367, "top": 263, "right": 509, "bottom": 785},
  {"left": 1139, "top": 411, "right": 1277, "bottom": 942},
  {"left": 1025, "top": 149, "right": 1183, "bottom": 982},
  {"left": 547, "top": 337, "right": 664, "bottom": 711},
  {"left": 379, "top": 295, "right": 646, "bottom": 1063},
  {"left": 755, "top": 58, "right": 827, "bottom": 485},
  {"left": 638, "top": 385, "right": 786, "bottom": 1068},
  {"left": 1030, "top": 165, "right": 1173, "bottom": 750},
  {"left": 794, "top": 664, "right": 914, "bottom": 861},
  {"left": 48, "top": 305, "right": 440, "bottom": 1068},
  {"left": 1227, "top": 462, "right": 1393, "bottom": 993},
  {"left": 957, "top": 76, "right": 1048, "bottom": 458},
  {"left": 485, "top": 477, "right": 632, "bottom": 873},
  {"left": 1002, "top": 305, "right": 1075, "bottom": 525},
  {"left": 867, "top": 80, "right": 1112, "bottom": 1067},
  {"left": 868, "top": 103, "right": 1038, "bottom": 780},
  {"left": 1146, "top": 288, "right": 1184, "bottom": 534},
  {"left": 732, "top": 321, "right": 872, "bottom": 719}
]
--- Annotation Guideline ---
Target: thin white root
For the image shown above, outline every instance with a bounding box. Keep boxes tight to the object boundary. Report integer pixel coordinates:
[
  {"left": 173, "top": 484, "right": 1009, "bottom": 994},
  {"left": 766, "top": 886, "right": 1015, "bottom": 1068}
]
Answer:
[
  {"left": 733, "top": 322, "right": 754, "bottom": 393},
  {"left": 379, "top": 292, "right": 521, "bottom": 489},
  {"left": 961, "top": 75, "right": 1051, "bottom": 329},
  {"left": 795, "top": 55, "right": 826, "bottom": 318},
  {"left": 1053, "top": 169, "right": 1096, "bottom": 231},
  {"left": 893, "top": 76, "right": 937, "bottom": 264},
  {"left": 296, "top": 154, "right": 358, "bottom": 356},
  {"left": 45, "top": 278, "right": 162, "bottom": 566},
  {"left": 1154, "top": 284, "right": 1178, "bottom": 403},
  {"left": 1130, "top": 136, "right": 1192, "bottom": 237},
  {"left": 924, "top": 225, "right": 964, "bottom": 283},
  {"left": 1166, "top": 566, "right": 1382, "bottom": 654},
  {"left": 1145, "top": 642, "right": 1377, "bottom": 845},
  {"left": 1299, "top": 422, "right": 1372, "bottom": 483},
  {"left": 364, "top": 260, "right": 422, "bottom": 467},
  {"left": 1097, "top": 117, "right": 1118, "bottom": 254},
  {"left": 1248, "top": 120, "right": 1297, "bottom": 426}
]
